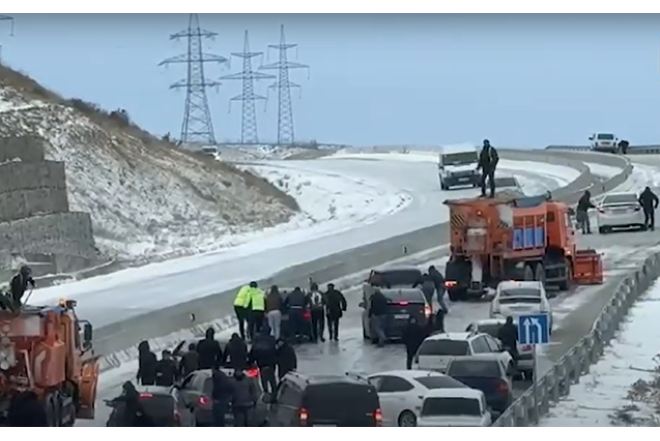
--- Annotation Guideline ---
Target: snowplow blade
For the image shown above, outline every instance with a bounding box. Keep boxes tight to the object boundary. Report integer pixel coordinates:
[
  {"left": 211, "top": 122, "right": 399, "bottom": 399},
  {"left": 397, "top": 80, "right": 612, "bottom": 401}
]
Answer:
[
  {"left": 77, "top": 355, "right": 100, "bottom": 420},
  {"left": 573, "top": 249, "right": 603, "bottom": 285}
]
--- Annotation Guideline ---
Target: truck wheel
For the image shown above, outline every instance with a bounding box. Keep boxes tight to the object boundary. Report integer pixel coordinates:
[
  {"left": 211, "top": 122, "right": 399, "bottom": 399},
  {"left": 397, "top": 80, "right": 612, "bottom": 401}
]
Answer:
[
  {"left": 523, "top": 265, "right": 534, "bottom": 281},
  {"left": 558, "top": 259, "right": 571, "bottom": 291},
  {"left": 534, "top": 262, "right": 546, "bottom": 286}
]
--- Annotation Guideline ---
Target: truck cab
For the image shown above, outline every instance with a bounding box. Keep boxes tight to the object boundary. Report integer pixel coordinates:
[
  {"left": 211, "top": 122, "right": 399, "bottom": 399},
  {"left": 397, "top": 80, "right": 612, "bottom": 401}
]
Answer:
[
  {"left": 438, "top": 143, "right": 481, "bottom": 190},
  {"left": 589, "top": 133, "right": 619, "bottom": 153}
]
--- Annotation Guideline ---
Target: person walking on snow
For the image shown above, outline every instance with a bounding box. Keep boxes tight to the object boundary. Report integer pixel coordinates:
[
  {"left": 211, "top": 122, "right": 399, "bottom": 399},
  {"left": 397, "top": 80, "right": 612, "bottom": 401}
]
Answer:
[
  {"left": 265, "top": 285, "right": 283, "bottom": 340},
  {"left": 639, "top": 186, "right": 659, "bottom": 231}
]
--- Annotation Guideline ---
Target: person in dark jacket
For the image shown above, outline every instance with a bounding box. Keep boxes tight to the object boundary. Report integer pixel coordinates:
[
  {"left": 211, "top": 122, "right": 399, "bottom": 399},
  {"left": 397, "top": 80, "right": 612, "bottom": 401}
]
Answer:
[
  {"left": 211, "top": 368, "right": 233, "bottom": 427},
  {"left": 276, "top": 338, "right": 297, "bottom": 379},
  {"left": 223, "top": 333, "right": 248, "bottom": 370},
  {"left": 111, "top": 381, "right": 154, "bottom": 427},
  {"left": 9, "top": 265, "right": 35, "bottom": 309},
  {"left": 231, "top": 369, "right": 257, "bottom": 427},
  {"left": 402, "top": 317, "right": 428, "bottom": 370},
  {"left": 284, "top": 287, "right": 309, "bottom": 341},
  {"left": 197, "top": 327, "right": 223, "bottom": 370},
  {"left": 179, "top": 343, "right": 199, "bottom": 378},
  {"left": 369, "top": 289, "right": 389, "bottom": 347},
  {"left": 308, "top": 282, "right": 326, "bottom": 342},
  {"left": 7, "top": 390, "right": 48, "bottom": 427},
  {"left": 497, "top": 316, "right": 519, "bottom": 367},
  {"left": 155, "top": 350, "right": 178, "bottom": 386},
  {"left": 265, "top": 285, "right": 284, "bottom": 340},
  {"left": 248, "top": 328, "right": 278, "bottom": 394},
  {"left": 618, "top": 139, "right": 629, "bottom": 155},
  {"left": 413, "top": 273, "right": 436, "bottom": 306},
  {"left": 477, "top": 139, "right": 499, "bottom": 198},
  {"left": 639, "top": 186, "right": 659, "bottom": 231},
  {"left": 576, "top": 190, "right": 595, "bottom": 234},
  {"left": 428, "top": 265, "right": 448, "bottom": 313},
  {"left": 325, "top": 283, "right": 347, "bottom": 341},
  {"left": 137, "top": 340, "right": 157, "bottom": 386}
]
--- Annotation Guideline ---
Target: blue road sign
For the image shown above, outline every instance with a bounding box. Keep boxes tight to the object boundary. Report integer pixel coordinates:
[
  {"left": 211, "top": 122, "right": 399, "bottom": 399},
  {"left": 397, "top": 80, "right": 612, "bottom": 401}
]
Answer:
[{"left": 517, "top": 313, "right": 550, "bottom": 345}]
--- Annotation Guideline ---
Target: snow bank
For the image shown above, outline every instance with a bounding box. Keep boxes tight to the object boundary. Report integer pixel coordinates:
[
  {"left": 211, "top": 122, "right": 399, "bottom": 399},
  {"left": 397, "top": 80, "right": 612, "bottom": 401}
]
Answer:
[
  {"left": 585, "top": 162, "right": 623, "bottom": 179},
  {"left": 540, "top": 277, "right": 660, "bottom": 427},
  {"left": 0, "top": 82, "right": 303, "bottom": 262}
]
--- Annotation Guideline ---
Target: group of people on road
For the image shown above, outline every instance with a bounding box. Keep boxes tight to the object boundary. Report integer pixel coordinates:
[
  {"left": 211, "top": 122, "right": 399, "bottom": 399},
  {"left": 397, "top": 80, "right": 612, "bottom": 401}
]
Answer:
[
  {"left": 576, "top": 186, "right": 660, "bottom": 234},
  {"left": 234, "top": 281, "right": 347, "bottom": 344}
]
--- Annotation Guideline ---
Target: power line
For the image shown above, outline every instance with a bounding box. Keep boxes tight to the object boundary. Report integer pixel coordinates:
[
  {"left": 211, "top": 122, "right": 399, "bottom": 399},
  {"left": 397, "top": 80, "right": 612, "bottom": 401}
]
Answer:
[
  {"left": 220, "top": 30, "right": 274, "bottom": 145},
  {"left": 159, "top": 14, "right": 228, "bottom": 146},
  {"left": 260, "top": 25, "right": 309, "bottom": 146}
]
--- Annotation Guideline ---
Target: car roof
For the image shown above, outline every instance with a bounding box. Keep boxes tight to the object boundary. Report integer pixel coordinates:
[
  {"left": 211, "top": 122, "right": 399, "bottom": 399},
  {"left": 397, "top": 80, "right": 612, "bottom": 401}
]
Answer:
[
  {"left": 472, "top": 318, "right": 506, "bottom": 327},
  {"left": 373, "top": 265, "right": 422, "bottom": 273},
  {"left": 424, "top": 388, "right": 484, "bottom": 399},
  {"left": 379, "top": 288, "right": 425, "bottom": 297},
  {"left": 425, "top": 332, "right": 474, "bottom": 342},
  {"left": 498, "top": 280, "right": 543, "bottom": 290},
  {"left": 135, "top": 385, "right": 174, "bottom": 395},
  {"left": 285, "top": 372, "right": 372, "bottom": 388},
  {"left": 369, "top": 369, "right": 447, "bottom": 379}
]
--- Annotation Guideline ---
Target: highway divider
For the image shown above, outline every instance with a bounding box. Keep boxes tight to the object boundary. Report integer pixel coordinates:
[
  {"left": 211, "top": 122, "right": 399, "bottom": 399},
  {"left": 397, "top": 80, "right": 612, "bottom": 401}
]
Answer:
[
  {"left": 94, "top": 148, "right": 631, "bottom": 373},
  {"left": 546, "top": 144, "right": 660, "bottom": 155},
  {"left": 493, "top": 250, "right": 660, "bottom": 426}
]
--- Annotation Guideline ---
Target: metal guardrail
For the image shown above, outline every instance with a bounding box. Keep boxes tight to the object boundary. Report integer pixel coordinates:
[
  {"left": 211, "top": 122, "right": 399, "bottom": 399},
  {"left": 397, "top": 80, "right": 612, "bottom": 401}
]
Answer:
[
  {"left": 546, "top": 144, "right": 660, "bottom": 155},
  {"left": 492, "top": 251, "right": 660, "bottom": 426}
]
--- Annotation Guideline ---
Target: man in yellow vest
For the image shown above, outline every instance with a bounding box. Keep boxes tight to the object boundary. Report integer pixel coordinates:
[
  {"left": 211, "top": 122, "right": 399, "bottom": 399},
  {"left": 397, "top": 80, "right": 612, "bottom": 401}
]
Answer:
[
  {"left": 247, "top": 282, "right": 266, "bottom": 341},
  {"left": 234, "top": 283, "right": 253, "bottom": 340}
]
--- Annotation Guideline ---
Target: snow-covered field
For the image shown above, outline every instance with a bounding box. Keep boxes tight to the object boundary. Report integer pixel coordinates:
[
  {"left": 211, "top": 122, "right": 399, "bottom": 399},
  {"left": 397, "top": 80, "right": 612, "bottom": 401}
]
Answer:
[
  {"left": 540, "top": 277, "right": 660, "bottom": 427},
  {"left": 585, "top": 162, "right": 623, "bottom": 179}
]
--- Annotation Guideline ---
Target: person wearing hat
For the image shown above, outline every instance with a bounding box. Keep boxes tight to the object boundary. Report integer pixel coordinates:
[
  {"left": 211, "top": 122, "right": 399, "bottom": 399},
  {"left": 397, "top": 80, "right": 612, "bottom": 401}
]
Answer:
[{"left": 477, "top": 139, "right": 499, "bottom": 198}]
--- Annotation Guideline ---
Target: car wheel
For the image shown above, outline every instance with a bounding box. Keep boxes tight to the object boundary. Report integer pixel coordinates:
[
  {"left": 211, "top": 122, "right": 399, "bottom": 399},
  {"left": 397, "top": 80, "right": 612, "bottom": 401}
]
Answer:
[{"left": 398, "top": 410, "right": 417, "bottom": 427}]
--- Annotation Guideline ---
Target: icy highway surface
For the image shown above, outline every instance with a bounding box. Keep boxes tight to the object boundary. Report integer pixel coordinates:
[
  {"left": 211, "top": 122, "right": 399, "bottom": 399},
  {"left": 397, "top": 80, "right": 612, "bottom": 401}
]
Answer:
[{"left": 32, "top": 155, "right": 571, "bottom": 327}]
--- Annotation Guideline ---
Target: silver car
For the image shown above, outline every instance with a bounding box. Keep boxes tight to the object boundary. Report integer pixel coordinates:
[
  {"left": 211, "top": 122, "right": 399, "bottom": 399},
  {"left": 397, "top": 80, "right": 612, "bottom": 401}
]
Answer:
[{"left": 596, "top": 192, "right": 645, "bottom": 234}]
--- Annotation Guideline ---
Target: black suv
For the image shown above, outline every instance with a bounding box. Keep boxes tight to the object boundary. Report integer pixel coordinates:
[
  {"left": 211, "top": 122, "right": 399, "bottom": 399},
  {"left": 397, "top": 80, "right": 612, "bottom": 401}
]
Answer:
[{"left": 265, "top": 372, "right": 382, "bottom": 427}]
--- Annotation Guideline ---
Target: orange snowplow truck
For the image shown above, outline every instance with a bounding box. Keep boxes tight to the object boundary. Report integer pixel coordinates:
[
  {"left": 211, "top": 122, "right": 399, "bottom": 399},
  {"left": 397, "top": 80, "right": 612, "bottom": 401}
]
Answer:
[
  {"left": 443, "top": 194, "right": 603, "bottom": 301},
  {"left": 0, "top": 299, "right": 99, "bottom": 426}
]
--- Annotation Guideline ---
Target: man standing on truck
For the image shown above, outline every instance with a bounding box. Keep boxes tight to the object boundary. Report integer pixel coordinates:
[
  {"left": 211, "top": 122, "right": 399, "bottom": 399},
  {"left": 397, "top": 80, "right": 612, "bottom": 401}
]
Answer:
[
  {"left": 639, "top": 186, "right": 659, "bottom": 231},
  {"left": 477, "top": 139, "right": 499, "bottom": 198},
  {"left": 576, "top": 190, "right": 596, "bottom": 234},
  {"left": 9, "top": 265, "right": 35, "bottom": 309}
]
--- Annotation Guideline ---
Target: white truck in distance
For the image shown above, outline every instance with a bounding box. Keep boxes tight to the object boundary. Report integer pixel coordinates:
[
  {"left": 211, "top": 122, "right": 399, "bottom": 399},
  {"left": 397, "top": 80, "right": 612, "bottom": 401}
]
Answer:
[
  {"left": 589, "top": 133, "right": 619, "bottom": 153},
  {"left": 437, "top": 143, "right": 481, "bottom": 190}
]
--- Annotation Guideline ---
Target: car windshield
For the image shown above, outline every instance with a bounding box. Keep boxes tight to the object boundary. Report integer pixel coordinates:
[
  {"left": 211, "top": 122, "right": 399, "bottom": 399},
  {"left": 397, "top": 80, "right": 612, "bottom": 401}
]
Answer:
[
  {"left": 500, "top": 288, "right": 541, "bottom": 298},
  {"left": 414, "top": 376, "right": 468, "bottom": 389},
  {"left": 383, "top": 289, "right": 425, "bottom": 303},
  {"left": 603, "top": 194, "right": 637, "bottom": 205},
  {"left": 373, "top": 269, "right": 421, "bottom": 287},
  {"left": 447, "top": 360, "right": 501, "bottom": 378},
  {"left": 597, "top": 134, "right": 615, "bottom": 140},
  {"left": 442, "top": 152, "right": 477, "bottom": 166},
  {"left": 476, "top": 323, "right": 504, "bottom": 338},
  {"left": 418, "top": 339, "right": 469, "bottom": 356},
  {"left": 421, "top": 397, "right": 482, "bottom": 417}
]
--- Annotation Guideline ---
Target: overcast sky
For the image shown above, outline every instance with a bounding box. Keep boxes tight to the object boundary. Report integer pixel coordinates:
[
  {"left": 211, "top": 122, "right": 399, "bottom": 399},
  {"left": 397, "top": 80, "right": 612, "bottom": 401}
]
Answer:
[{"left": 2, "top": 14, "right": 659, "bottom": 148}]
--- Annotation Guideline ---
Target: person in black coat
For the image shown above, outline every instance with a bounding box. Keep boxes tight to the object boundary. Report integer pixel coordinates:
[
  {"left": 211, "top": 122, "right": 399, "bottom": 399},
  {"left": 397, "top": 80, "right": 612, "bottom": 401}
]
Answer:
[
  {"left": 639, "top": 186, "right": 659, "bottom": 231},
  {"left": 9, "top": 265, "right": 35, "bottom": 309},
  {"left": 137, "top": 340, "right": 157, "bottom": 386},
  {"left": 248, "top": 328, "right": 278, "bottom": 394},
  {"left": 576, "top": 190, "right": 595, "bottom": 234},
  {"left": 369, "top": 289, "right": 389, "bottom": 347},
  {"left": 197, "top": 328, "right": 223, "bottom": 370},
  {"left": 179, "top": 343, "right": 199, "bottom": 378},
  {"left": 402, "top": 317, "right": 428, "bottom": 370},
  {"left": 231, "top": 370, "right": 257, "bottom": 427},
  {"left": 211, "top": 368, "right": 233, "bottom": 427},
  {"left": 497, "top": 316, "right": 519, "bottom": 366},
  {"left": 7, "top": 391, "right": 48, "bottom": 426},
  {"left": 477, "top": 139, "right": 499, "bottom": 198},
  {"left": 275, "top": 338, "right": 297, "bottom": 379},
  {"left": 111, "top": 381, "right": 154, "bottom": 427},
  {"left": 223, "top": 333, "right": 248, "bottom": 370},
  {"left": 428, "top": 265, "right": 448, "bottom": 313},
  {"left": 155, "top": 350, "right": 178, "bottom": 386},
  {"left": 325, "top": 283, "right": 347, "bottom": 341},
  {"left": 284, "top": 287, "right": 309, "bottom": 340}
]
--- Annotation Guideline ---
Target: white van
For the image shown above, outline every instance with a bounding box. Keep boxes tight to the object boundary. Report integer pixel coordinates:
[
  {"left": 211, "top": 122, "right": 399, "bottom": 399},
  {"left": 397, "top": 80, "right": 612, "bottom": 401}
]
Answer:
[{"left": 438, "top": 143, "right": 481, "bottom": 190}]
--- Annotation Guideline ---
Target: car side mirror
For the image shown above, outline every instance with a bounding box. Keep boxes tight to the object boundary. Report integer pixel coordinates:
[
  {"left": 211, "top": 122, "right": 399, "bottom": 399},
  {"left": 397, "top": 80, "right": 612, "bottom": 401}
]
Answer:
[
  {"left": 83, "top": 322, "right": 93, "bottom": 342},
  {"left": 358, "top": 301, "right": 366, "bottom": 308},
  {"left": 588, "top": 136, "right": 594, "bottom": 140}
]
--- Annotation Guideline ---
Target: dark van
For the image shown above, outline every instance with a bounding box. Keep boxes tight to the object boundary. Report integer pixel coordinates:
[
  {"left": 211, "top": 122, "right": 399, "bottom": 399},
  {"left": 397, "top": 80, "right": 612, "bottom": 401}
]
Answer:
[{"left": 266, "top": 372, "right": 382, "bottom": 427}]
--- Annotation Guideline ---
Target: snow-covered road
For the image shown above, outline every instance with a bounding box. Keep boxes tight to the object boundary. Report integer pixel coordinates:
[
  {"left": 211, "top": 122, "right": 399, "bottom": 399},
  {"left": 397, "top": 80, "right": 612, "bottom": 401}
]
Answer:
[{"left": 31, "top": 155, "right": 574, "bottom": 327}]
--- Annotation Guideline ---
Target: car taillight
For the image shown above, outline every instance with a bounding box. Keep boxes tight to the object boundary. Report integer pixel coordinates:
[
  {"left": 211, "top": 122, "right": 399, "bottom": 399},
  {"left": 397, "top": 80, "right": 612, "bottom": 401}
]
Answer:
[
  {"left": 374, "top": 408, "right": 383, "bottom": 426},
  {"left": 303, "top": 310, "right": 311, "bottom": 321},
  {"left": 398, "top": 301, "right": 409, "bottom": 306},
  {"left": 497, "top": 380, "right": 509, "bottom": 392},
  {"left": 445, "top": 281, "right": 457, "bottom": 288},
  {"left": 172, "top": 409, "right": 181, "bottom": 426},
  {"left": 299, "top": 407, "right": 309, "bottom": 426},
  {"left": 246, "top": 367, "right": 259, "bottom": 377},
  {"left": 198, "top": 395, "right": 211, "bottom": 406},
  {"left": 424, "top": 305, "right": 431, "bottom": 318},
  {"left": 139, "top": 393, "right": 153, "bottom": 398}
]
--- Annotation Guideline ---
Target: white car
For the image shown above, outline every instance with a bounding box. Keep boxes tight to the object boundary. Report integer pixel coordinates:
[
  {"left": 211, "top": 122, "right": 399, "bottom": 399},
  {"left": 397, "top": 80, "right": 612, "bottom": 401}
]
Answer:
[
  {"left": 465, "top": 319, "right": 535, "bottom": 379},
  {"left": 589, "top": 133, "right": 619, "bottom": 153},
  {"left": 597, "top": 192, "right": 645, "bottom": 234},
  {"left": 417, "top": 388, "right": 492, "bottom": 427},
  {"left": 413, "top": 332, "right": 513, "bottom": 374},
  {"left": 367, "top": 370, "right": 469, "bottom": 427},
  {"left": 490, "top": 280, "right": 553, "bottom": 333}
]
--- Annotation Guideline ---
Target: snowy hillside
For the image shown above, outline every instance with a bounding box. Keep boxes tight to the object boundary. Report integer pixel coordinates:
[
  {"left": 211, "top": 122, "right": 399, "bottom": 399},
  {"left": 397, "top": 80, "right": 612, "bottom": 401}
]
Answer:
[{"left": 0, "top": 65, "right": 300, "bottom": 261}]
